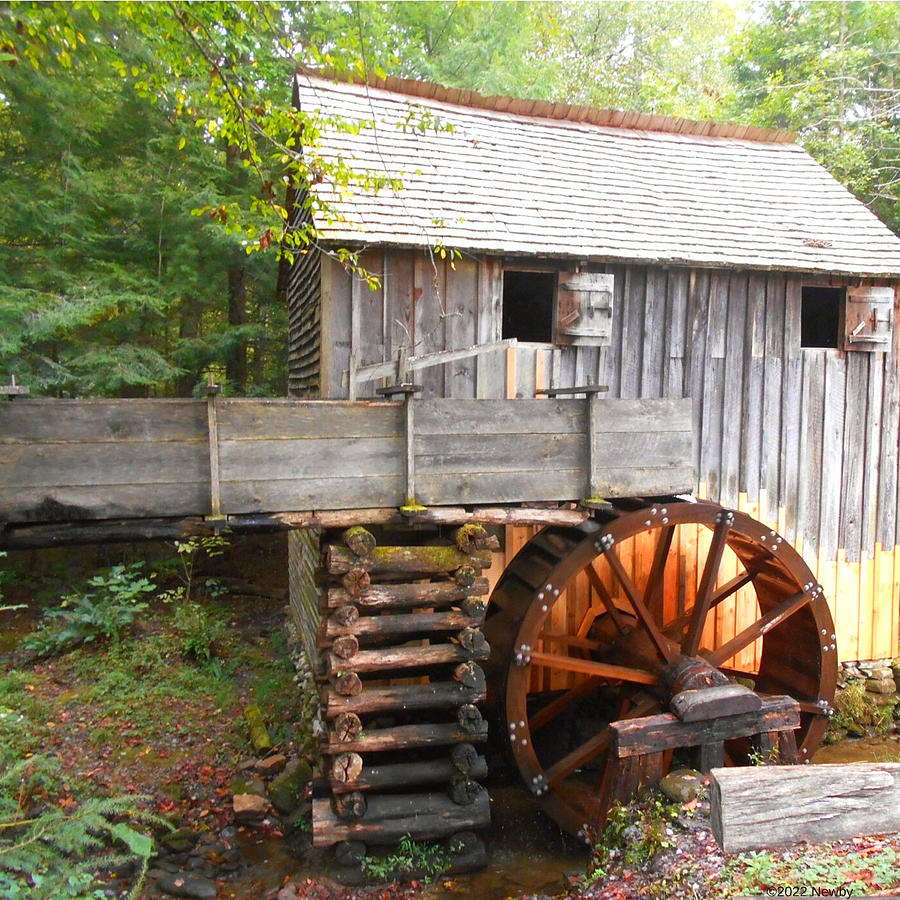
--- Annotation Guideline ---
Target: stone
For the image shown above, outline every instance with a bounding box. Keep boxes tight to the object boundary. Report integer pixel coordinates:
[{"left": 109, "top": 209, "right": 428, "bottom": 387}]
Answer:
[
  {"left": 256, "top": 753, "right": 288, "bottom": 775},
  {"left": 160, "top": 826, "right": 200, "bottom": 854},
  {"left": 233, "top": 793, "right": 269, "bottom": 822},
  {"left": 866, "top": 677, "right": 897, "bottom": 694},
  {"left": 658, "top": 768, "right": 704, "bottom": 803},
  {"left": 153, "top": 871, "right": 218, "bottom": 899},
  {"left": 868, "top": 691, "right": 899, "bottom": 708},
  {"left": 230, "top": 774, "right": 266, "bottom": 797},
  {"left": 267, "top": 757, "right": 313, "bottom": 814},
  {"left": 862, "top": 667, "right": 894, "bottom": 680}
]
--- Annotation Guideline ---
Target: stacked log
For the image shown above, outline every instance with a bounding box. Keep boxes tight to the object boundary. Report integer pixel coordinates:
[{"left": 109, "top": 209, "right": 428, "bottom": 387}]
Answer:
[{"left": 313, "top": 524, "right": 496, "bottom": 870}]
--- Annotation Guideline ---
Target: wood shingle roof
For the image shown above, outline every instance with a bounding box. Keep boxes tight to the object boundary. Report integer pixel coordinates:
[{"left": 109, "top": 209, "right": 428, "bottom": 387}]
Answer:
[{"left": 295, "top": 73, "right": 900, "bottom": 277}]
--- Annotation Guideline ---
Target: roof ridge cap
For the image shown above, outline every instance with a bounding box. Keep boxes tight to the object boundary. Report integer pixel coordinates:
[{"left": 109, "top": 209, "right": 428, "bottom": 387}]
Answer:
[{"left": 296, "top": 67, "right": 798, "bottom": 144}]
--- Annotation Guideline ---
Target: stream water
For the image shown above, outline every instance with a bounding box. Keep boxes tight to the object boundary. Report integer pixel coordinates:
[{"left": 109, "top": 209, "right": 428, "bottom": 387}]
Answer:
[
  {"left": 226, "top": 785, "right": 587, "bottom": 899},
  {"left": 223, "top": 737, "right": 900, "bottom": 899}
]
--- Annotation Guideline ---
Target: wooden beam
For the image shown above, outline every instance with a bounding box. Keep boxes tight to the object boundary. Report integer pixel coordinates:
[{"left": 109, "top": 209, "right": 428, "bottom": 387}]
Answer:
[
  {"left": 711, "top": 763, "right": 900, "bottom": 853},
  {"left": 611, "top": 695, "right": 799, "bottom": 758}
]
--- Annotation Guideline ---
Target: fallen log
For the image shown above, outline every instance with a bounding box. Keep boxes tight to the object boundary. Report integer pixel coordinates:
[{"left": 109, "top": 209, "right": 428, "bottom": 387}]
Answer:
[
  {"left": 326, "top": 579, "right": 490, "bottom": 610},
  {"left": 323, "top": 721, "right": 488, "bottom": 754},
  {"left": 312, "top": 787, "right": 491, "bottom": 847},
  {"left": 326, "top": 545, "right": 492, "bottom": 576},
  {"left": 327, "top": 641, "right": 489, "bottom": 676},
  {"left": 322, "top": 610, "right": 485, "bottom": 643},
  {"left": 331, "top": 754, "right": 488, "bottom": 793},
  {"left": 710, "top": 763, "right": 900, "bottom": 853},
  {"left": 325, "top": 682, "right": 486, "bottom": 718}
]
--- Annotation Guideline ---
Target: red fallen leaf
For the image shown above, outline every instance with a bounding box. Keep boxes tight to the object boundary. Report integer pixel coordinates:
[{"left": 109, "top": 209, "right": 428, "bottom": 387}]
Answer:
[
  {"left": 682, "top": 797, "right": 700, "bottom": 811},
  {"left": 198, "top": 809, "right": 209, "bottom": 818}
]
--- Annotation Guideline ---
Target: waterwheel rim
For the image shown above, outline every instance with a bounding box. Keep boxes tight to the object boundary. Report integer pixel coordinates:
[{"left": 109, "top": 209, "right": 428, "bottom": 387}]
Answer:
[{"left": 485, "top": 500, "right": 837, "bottom": 838}]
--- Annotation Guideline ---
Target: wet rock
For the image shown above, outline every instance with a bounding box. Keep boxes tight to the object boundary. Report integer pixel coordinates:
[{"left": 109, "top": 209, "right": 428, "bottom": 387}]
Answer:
[
  {"left": 233, "top": 792, "right": 269, "bottom": 822},
  {"left": 659, "top": 768, "right": 704, "bottom": 803},
  {"left": 268, "top": 758, "right": 312, "bottom": 814},
  {"left": 160, "top": 826, "right": 200, "bottom": 854},
  {"left": 256, "top": 753, "right": 288, "bottom": 775},
  {"left": 866, "top": 677, "right": 897, "bottom": 694},
  {"left": 154, "top": 871, "right": 218, "bottom": 899},
  {"left": 277, "top": 885, "right": 300, "bottom": 900},
  {"left": 231, "top": 774, "right": 267, "bottom": 796}
]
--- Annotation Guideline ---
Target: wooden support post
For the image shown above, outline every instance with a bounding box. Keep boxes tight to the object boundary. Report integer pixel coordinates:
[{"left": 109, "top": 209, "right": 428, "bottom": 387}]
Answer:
[
  {"left": 205, "top": 376, "right": 225, "bottom": 524},
  {"left": 375, "top": 380, "right": 423, "bottom": 514}
]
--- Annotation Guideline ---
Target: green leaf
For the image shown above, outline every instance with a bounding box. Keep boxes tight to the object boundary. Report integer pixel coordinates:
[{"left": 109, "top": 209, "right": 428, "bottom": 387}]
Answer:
[{"left": 109, "top": 823, "right": 153, "bottom": 859}]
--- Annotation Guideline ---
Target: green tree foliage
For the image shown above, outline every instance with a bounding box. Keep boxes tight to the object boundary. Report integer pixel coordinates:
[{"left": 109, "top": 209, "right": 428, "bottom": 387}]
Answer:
[
  {"left": 295, "top": 2, "right": 737, "bottom": 117},
  {"left": 729, "top": 1, "right": 900, "bottom": 232},
  {"left": 0, "top": 3, "right": 285, "bottom": 396}
]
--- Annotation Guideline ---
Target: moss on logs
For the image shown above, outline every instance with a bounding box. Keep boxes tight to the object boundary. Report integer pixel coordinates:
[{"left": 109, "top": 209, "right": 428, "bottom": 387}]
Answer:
[{"left": 326, "top": 545, "right": 491, "bottom": 576}]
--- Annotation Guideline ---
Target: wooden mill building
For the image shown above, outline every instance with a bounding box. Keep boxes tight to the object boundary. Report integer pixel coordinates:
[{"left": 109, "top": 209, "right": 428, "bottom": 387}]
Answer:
[{"left": 286, "top": 72, "right": 900, "bottom": 666}]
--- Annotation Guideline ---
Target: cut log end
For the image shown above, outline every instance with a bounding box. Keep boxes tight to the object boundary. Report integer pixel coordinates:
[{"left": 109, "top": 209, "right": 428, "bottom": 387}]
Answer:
[
  {"left": 331, "top": 752, "right": 364, "bottom": 784},
  {"left": 343, "top": 525, "right": 377, "bottom": 557}
]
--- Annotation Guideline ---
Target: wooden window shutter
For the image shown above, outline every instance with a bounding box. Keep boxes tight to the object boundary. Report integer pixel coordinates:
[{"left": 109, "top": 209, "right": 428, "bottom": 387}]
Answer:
[
  {"left": 841, "top": 286, "right": 894, "bottom": 352},
  {"left": 555, "top": 272, "right": 614, "bottom": 346}
]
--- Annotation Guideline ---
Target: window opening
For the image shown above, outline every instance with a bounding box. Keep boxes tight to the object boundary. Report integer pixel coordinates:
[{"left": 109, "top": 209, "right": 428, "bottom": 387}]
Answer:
[
  {"left": 800, "top": 286, "right": 843, "bottom": 349},
  {"left": 502, "top": 270, "right": 555, "bottom": 343}
]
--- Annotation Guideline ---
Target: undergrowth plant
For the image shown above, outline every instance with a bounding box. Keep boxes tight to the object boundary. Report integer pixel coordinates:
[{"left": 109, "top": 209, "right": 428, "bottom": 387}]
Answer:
[
  {"left": 157, "top": 535, "right": 229, "bottom": 605},
  {"left": 0, "top": 754, "right": 168, "bottom": 900},
  {"left": 23, "top": 563, "right": 155, "bottom": 658},
  {"left": 585, "top": 791, "right": 682, "bottom": 884},
  {"left": 828, "top": 681, "right": 897, "bottom": 740},
  {"left": 362, "top": 833, "right": 450, "bottom": 881}
]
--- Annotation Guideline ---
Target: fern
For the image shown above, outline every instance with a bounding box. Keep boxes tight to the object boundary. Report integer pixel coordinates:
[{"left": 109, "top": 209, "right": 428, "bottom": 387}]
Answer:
[{"left": 0, "top": 756, "right": 169, "bottom": 900}]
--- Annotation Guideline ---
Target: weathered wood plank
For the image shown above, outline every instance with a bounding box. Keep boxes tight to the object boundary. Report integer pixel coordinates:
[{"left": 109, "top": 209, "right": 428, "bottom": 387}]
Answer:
[
  {"left": 711, "top": 763, "right": 900, "bottom": 853},
  {"left": 611, "top": 695, "right": 799, "bottom": 757},
  {"left": 0, "top": 398, "right": 206, "bottom": 442},
  {"left": 217, "top": 400, "right": 403, "bottom": 439}
]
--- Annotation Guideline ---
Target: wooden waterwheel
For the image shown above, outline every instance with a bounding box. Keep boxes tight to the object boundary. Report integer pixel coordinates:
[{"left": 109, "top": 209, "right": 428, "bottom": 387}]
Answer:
[{"left": 482, "top": 499, "right": 837, "bottom": 837}]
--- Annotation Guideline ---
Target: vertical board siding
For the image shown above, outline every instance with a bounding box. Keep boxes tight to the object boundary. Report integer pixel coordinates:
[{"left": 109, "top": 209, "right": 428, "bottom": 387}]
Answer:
[
  {"left": 285, "top": 192, "right": 322, "bottom": 397},
  {"left": 312, "top": 249, "right": 900, "bottom": 662}
]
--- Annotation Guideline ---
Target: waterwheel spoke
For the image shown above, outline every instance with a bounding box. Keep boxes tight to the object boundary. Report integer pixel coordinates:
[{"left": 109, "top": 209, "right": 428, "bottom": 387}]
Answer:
[
  {"left": 530, "top": 650, "right": 658, "bottom": 685},
  {"left": 602, "top": 547, "right": 677, "bottom": 662},
  {"left": 664, "top": 569, "right": 758, "bottom": 639},
  {"left": 544, "top": 696, "right": 658, "bottom": 787},
  {"left": 540, "top": 632, "right": 601, "bottom": 652},
  {"left": 707, "top": 590, "right": 811, "bottom": 667},
  {"left": 584, "top": 563, "right": 629, "bottom": 635},
  {"left": 685, "top": 514, "right": 732, "bottom": 656},
  {"left": 530, "top": 676, "right": 605, "bottom": 733},
  {"left": 645, "top": 525, "right": 675, "bottom": 621}
]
